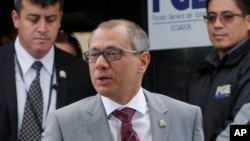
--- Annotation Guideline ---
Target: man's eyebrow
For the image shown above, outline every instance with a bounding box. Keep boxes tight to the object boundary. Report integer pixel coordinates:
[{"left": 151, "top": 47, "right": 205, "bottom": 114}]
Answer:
[
  {"left": 207, "top": 10, "right": 235, "bottom": 14},
  {"left": 46, "top": 14, "right": 58, "bottom": 18},
  {"left": 221, "top": 10, "right": 236, "bottom": 14},
  {"left": 26, "top": 13, "right": 58, "bottom": 17},
  {"left": 27, "top": 13, "right": 39, "bottom": 17},
  {"left": 207, "top": 11, "right": 217, "bottom": 15}
]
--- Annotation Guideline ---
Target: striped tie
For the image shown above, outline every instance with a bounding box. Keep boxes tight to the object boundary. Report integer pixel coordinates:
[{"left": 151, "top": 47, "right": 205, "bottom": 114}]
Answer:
[{"left": 112, "top": 107, "right": 140, "bottom": 141}]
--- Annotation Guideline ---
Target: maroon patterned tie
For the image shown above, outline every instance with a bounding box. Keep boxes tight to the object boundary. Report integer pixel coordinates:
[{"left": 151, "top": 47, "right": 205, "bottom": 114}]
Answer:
[{"left": 112, "top": 107, "right": 140, "bottom": 141}]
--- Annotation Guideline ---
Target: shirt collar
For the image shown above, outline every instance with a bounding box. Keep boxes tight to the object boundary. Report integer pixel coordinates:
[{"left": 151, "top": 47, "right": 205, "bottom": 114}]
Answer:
[
  {"left": 227, "top": 37, "right": 249, "bottom": 55},
  {"left": 101, "top": 87, "right": 147, "bottom": 116},
  {"left": 14, "top": 36, "right": 55, "bottom": 75},
  {"left": 204, "top": 37, "right": 250, "bottom": 68}
]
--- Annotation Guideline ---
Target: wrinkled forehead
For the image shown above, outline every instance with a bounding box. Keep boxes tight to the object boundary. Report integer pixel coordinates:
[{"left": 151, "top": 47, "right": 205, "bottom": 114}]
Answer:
[{"left": 89, "top": 27, "right": 130, "bottom": 50}]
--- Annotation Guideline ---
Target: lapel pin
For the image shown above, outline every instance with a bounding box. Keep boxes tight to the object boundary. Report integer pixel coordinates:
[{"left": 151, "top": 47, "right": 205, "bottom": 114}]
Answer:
[
  {"left": 59, "top": 70, "right": 67, "bottom": 78},
  {"left": 159, "top": 120, "right": 167, "bottom": 127}
]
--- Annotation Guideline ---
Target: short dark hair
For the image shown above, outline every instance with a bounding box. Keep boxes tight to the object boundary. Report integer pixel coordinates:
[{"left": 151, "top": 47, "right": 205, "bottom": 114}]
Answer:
[
  {"left": 206, "top": 0, "right": 250, "bottom": 15},
  {"left": 14, "top": 0, "right": 64, "bottom": 14},
  {"left": 56, "top": 30, "right": 83, "bottom": 59}
]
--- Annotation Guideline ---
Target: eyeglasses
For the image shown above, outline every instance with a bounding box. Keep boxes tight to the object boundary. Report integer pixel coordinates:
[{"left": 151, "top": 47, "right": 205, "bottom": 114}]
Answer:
[
  {"left": 83, "top": 48, "right": 140, "bottom": 63},
  {"left": 203, "top": 12, "right": 244, "bottom": 24}
]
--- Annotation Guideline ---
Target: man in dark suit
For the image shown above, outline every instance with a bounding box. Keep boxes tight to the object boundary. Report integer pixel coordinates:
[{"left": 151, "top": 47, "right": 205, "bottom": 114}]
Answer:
[{"left": 0, "top": 0, "right": 95, "bottom": 141}]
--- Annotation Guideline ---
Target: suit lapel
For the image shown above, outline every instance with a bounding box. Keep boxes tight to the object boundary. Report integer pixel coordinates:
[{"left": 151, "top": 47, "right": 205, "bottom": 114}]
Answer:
[
  {"left": 144, "top": 90, "right": 170, "bottom": 141},
  {"left": 1, "top": 44, "right": 18, "bottom": 140},
  {"left": 54, "top": 48, "right": 68, "bottom": 108},
  {"left": 85, "top": 91, "right": 170, "bottom": 141},
  {"left": 87, "top": 95, "right": 113, "bottom": 141},
  {"left": 149, "top": 105, "right": 170, "bottom": 141}
]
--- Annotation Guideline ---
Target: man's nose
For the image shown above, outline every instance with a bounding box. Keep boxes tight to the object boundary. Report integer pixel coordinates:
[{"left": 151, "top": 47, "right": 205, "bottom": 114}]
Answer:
[{"left": 37, "top": 20, "right": 48, "bottom": 33}]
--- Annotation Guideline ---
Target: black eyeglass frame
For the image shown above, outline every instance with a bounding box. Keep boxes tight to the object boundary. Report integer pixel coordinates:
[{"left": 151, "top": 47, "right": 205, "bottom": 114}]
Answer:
[
  {"left": 203, "top": 12, "right": 245, "bottom": 24},
  {"left": 83, "top": 48, "right": 142, "bottom": 63}
]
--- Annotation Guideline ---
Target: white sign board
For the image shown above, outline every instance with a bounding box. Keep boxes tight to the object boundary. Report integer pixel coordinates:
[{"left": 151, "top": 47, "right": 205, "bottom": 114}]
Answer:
[{"left": 148, "top": 0, "right": 212, "bottom": 50}]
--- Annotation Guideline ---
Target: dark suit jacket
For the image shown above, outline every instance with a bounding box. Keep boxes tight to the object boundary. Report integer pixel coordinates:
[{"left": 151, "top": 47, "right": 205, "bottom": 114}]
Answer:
[{"left": 0, "top": 41, "right": 96, "bottom": 141}]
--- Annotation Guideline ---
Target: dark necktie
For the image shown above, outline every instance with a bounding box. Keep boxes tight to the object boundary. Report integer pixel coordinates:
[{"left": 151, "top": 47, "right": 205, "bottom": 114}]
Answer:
[
  {"left": 19, "top": 61, "right": 43, "bottom": 141},
  {"left": 112, "top": 107, "right": 140, "bottom": 141}
]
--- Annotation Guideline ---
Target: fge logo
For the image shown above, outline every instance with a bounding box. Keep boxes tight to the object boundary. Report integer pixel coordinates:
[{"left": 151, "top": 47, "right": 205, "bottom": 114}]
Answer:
[
  {"left": 230, "top": 125, "right": 250, "bottom": 141},
  {"left": 153, "top": 0, "right": 206, "bottom": 12}
]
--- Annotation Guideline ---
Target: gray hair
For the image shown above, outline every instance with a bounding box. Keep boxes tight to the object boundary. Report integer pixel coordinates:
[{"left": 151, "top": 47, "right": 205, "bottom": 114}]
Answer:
[{"left": 89, "top": 19, "right": 149, "bottom": 53}]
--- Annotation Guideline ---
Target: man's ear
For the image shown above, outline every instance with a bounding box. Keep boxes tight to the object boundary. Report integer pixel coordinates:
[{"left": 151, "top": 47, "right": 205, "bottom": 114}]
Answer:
[
  {"left": 12, "top": 10, "right": 19, "bottom": 28},
  {"left": 138, "top": 52, "right": 150, "bottom": 73},
  {"left": 58, "top": 11, "right": 63, "bottom": 28}
]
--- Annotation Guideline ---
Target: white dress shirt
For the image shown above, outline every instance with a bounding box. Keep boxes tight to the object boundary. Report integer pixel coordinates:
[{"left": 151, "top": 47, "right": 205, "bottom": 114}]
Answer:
[
  {"left": 15, "top": 37, "right": 57, "bottom": 135},
  {"left": 101, "top": 87, "right": 152, "bottom": 141}
]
